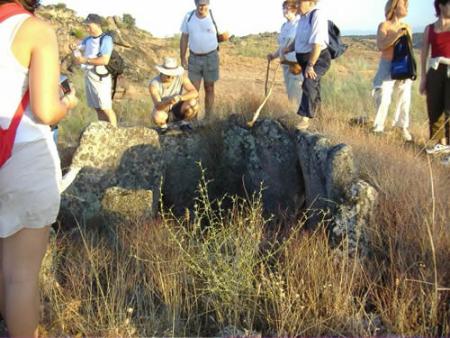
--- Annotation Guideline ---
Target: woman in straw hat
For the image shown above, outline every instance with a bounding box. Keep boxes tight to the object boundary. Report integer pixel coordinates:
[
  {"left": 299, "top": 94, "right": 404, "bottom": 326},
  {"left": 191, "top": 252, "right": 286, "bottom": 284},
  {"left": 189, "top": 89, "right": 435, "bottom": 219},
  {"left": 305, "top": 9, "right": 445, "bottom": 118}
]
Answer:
[
  {"left": 372, "top": 0, "right": 413, "bottom": 141},
  {"left": 267, "top": 0, "right": 303, "bottom": 112},
  {"left": 149, "top": 56, "right": 199, "bottom": 132}
]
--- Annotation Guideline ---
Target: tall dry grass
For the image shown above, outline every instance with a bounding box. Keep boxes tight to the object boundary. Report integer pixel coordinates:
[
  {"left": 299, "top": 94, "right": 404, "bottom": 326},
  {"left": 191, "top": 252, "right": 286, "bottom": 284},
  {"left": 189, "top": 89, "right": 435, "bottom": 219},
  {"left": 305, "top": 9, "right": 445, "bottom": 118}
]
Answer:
[{"left": 32, "top": 41, "right": 450, "bottom": 336}]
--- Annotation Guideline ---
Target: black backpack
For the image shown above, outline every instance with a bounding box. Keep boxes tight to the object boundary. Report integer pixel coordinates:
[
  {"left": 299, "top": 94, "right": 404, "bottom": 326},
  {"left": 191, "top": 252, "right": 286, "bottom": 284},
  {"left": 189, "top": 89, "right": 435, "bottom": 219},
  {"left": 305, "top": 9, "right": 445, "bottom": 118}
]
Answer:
[
  {"left": 310, "top": 9, "right": 348, "bottom": 59},
  {"left": 94, "top": 32, "right": 125, "bottom": 79},
  {"left": 390, "top": 33, "right": 417, "bottom": 80}
]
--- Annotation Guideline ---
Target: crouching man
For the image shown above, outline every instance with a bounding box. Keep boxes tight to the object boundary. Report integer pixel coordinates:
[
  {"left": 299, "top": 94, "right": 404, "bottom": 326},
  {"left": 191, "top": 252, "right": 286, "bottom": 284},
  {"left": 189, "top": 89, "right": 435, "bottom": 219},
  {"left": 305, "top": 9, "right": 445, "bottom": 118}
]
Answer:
[{"left": 149, "top": 57, "right": 199, "bottom": 132}]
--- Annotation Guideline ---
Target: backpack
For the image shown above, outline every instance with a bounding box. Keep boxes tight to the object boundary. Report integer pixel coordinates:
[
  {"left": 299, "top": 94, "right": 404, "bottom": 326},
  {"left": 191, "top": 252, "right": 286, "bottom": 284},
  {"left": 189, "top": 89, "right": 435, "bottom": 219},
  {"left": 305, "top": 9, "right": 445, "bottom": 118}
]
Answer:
[
  {"left": 0, "top": 3, "right": 31, "bottom": 168},
  {"left": 390, "top": 33, "right": 417, "bottom": 81},
  {"left": 94, "top": 32, "right": 125, "bottom": 79},
  {"left": 187, "top": 9, "right": 220, "bottom": 45},
  {"left": 309, "top": 9, "right": 348, "bottom": 59}
]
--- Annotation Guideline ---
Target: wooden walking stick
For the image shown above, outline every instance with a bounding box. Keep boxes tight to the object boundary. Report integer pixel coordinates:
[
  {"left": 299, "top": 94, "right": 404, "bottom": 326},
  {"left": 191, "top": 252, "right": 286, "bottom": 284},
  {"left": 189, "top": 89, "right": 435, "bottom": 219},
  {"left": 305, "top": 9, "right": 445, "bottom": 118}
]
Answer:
[
  {"left": 247, "top": 62, "right": 280, "bottom": 128},
  {"left": 264, "top": 59, "right": 271, "bottom": 97}
]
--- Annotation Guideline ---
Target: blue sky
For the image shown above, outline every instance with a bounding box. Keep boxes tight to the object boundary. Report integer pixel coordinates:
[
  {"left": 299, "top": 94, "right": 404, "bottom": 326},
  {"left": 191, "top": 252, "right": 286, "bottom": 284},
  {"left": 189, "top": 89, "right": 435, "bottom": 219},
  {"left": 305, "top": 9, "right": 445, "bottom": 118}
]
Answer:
[{"left": 41, "top": 0, "right": 437, "bottom": 36}]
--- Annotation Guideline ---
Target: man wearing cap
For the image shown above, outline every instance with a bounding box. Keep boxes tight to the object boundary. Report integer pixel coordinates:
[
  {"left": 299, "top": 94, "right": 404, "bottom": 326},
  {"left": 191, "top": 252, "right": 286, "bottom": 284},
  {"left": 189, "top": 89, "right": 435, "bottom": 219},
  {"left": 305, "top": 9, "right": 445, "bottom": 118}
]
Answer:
[
  {"left": 149, "top": 57, "right": 199, "bottom": 132},
  {"left": 180, "top": 0, "right": 224, "bottom": 119},
  {"left": 73, "top": 13, "right": 117, "bottom": 127}
]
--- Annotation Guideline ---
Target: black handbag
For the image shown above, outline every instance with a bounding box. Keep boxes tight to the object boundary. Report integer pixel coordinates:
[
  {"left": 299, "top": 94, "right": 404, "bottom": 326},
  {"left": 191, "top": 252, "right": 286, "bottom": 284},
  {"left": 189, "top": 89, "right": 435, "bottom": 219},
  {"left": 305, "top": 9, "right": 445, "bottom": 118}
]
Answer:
[{"left": 391, "top": 33, "right": 417, "bottom": 80}]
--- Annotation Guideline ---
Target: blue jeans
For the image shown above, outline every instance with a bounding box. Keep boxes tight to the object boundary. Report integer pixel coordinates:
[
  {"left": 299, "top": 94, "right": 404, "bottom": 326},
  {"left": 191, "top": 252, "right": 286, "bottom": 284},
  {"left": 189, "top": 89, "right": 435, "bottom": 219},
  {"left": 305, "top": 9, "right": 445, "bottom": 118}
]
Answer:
[{"left": 296, "top": 49, "right": 331, "bottom": 118}]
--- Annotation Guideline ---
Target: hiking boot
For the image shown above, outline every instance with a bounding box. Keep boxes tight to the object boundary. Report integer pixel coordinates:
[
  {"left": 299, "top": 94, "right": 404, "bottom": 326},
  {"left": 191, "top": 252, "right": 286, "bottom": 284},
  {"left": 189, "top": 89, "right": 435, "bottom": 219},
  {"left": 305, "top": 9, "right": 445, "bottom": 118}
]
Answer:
[
  {"left": 425, "top": 143, "right": 450, "bottom": 155},
  {"left": 401, "top": 128, "right": 413, "bottom": 142},
  {"left": 296, "top": 117, "right": 310, "bottom": 130}
]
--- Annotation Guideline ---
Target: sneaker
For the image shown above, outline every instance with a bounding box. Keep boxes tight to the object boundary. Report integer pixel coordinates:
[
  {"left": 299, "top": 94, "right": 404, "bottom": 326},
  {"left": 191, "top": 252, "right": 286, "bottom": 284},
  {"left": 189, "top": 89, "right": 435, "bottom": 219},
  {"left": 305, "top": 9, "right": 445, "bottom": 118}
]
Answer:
[
  {"left": 401, "top": 128, "right": 413, "bottom": 142},
  {"left": 371, "top": 128, "right": 384, "bottom": 136},
  {"left": 372, "top": 125, "right": 384, "bottom": 133},
  {"left": 425, "top": 143, "right": 450, "bottom": 155},
  {"left": 441, "top": 156, "right": 450, "bottom": 167},
  {"left": 296, "top": 116, "right": 310, "bottom": 130}
]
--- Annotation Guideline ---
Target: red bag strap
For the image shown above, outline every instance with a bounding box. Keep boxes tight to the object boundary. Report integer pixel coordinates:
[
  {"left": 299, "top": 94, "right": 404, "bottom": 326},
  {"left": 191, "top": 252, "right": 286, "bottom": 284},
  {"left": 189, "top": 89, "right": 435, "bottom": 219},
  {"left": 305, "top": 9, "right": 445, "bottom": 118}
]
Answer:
[
  {"left": 0, "top": 3, "right": 31, "bottom": 23},
  {"left": 6, "top": 89, "right": 30, "bottom": 132}
]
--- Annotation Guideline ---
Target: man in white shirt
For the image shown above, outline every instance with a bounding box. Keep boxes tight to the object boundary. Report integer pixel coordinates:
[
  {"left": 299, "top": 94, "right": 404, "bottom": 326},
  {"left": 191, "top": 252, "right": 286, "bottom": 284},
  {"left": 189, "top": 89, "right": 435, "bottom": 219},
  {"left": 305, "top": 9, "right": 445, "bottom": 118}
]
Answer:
[
  {"left": 284, "top": 0, "right": 330, "bottom": 129},
  {"left": 180, "top": 0, "right": 221, "bottom": 118}
]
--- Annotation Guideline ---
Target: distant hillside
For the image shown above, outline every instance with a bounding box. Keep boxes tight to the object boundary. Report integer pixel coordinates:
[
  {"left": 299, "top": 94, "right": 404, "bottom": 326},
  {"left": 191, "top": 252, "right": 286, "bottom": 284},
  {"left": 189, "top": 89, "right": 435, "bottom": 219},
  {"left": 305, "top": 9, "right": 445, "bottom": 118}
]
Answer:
[{"left": 346, "top": 33, "right": 424, "bottom": 49}]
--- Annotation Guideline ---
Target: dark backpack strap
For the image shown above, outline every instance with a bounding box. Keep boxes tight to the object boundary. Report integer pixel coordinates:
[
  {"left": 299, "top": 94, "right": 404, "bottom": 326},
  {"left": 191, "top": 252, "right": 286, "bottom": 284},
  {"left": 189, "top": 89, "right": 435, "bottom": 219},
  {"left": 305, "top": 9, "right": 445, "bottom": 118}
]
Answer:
[
  {"left": 187, "top": 10, "right": 195, "bottom": 23},
  {"left": 187, "top": 9, "right": 218, "bottom": 34},
  {"left": 94, "top": 33, "right": 111, "bottom": 80},
  {"left": 309, "top": 8, "right": 318, "bottom": 25},
  {"left": 97, "top": 33, "right": 107, "bottom": 57},
  {"left": 209, "top": 9, "right": 219, "bottom": 35}
]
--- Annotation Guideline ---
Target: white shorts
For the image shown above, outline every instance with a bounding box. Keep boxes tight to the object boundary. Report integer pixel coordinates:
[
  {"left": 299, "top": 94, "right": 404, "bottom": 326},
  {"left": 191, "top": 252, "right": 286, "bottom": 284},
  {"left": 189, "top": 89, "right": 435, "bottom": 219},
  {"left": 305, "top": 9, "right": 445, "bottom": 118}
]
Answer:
[
  {"left": 0, "top": 138, "right": 62, "bottom": 238},
  {"left": 84, "top": 70, "right": 112, "bottom": 110}
]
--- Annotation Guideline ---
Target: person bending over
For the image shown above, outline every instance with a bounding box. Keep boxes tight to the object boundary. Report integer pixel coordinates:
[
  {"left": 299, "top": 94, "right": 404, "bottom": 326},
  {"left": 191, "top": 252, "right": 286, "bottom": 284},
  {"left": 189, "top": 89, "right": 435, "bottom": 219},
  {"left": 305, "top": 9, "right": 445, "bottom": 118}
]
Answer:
[{"left": 149, "top": 57, "right": 199, "bottom": 132}]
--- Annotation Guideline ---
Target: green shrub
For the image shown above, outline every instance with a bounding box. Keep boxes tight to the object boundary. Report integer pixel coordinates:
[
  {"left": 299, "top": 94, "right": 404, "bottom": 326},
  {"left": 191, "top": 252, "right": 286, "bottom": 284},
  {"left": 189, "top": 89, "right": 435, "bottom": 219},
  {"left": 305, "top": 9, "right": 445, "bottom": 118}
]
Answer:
[
  {"left": 122, "top": 13, "right": 136, "bottom": 28},
  {"left": 54, "top": 3, "right": 67, "bottom": 10},
  {"left": 71, "top": 28, "right": 85, "bottom": 40}
]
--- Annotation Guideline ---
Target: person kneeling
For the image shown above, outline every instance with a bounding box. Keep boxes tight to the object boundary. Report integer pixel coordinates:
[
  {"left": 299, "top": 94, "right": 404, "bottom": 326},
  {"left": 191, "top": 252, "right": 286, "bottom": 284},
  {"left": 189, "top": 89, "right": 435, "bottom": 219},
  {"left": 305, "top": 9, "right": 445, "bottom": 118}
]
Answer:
[{"left": 149, "top": 57, "right": 199, "bottom": 132}]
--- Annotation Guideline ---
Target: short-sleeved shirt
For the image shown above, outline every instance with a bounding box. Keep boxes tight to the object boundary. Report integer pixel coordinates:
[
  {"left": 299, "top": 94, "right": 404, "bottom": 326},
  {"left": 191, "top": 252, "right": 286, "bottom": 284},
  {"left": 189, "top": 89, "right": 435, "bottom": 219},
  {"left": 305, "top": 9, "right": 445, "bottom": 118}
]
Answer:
[
  {"left": 279, "top": 15, "right": 300, "bottom": 62},
  {"left": 180, "top": 10, "right": 218, "bottom": 54},
  {"left": 80, "top": 34, "right": 113, "bottom": 71},
  {"left": 294, "top": 8, "right": 329, "bottom": 53},
  {"left": 149, "top": 75, "right": 184, "bottom": 101}
]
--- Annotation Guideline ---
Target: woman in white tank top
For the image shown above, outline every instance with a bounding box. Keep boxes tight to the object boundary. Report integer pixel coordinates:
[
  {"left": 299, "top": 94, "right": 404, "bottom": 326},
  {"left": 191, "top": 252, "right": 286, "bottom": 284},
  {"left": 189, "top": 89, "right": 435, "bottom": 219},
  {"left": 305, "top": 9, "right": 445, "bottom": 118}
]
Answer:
[{"left": 0, "top": 0, "right": 77, "bottom": 336}]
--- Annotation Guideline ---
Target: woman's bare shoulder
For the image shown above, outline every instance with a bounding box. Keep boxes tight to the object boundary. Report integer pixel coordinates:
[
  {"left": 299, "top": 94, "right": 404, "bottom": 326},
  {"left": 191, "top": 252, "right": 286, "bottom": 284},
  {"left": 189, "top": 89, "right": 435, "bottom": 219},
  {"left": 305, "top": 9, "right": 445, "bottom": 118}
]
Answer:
[{"left": 19, "top": 16, "right": 56, "bottom": 42}]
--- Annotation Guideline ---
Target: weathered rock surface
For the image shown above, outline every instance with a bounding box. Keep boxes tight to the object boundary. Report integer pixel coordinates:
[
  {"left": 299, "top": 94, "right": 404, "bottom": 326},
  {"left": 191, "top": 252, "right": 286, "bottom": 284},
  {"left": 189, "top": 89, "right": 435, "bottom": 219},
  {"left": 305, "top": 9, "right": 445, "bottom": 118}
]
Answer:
[
  {"left": 60, "top": 122, "right": 162, "bottom": 225},
  {"left": 296, "top": 130, "right": 377, "bottom": 253},
  {"left": 332, "top": 180, "right": 378, "bottom": 255},
  {"left": 222, "top": 119, "right": 304, "bottom": 216},
  {"left": 61, "top": 118, "right": 377, "bottom": 254}
]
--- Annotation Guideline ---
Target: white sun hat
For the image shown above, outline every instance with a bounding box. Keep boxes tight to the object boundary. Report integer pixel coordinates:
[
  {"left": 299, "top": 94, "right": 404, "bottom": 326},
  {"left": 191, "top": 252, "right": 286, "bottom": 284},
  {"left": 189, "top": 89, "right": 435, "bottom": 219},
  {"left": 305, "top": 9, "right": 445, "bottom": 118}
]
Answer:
[{"left": 155, "top": 57, "right": 185, "bottom": 76}]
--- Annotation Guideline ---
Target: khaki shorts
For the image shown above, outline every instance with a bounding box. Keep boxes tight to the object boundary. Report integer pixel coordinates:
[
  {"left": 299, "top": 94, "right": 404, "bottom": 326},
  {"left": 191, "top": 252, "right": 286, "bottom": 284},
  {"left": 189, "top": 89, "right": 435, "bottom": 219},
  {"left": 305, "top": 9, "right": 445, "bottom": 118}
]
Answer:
[
  {"left": 0, "top": 138, "right": 61, "bottom": 238},
  {"left": 85, "top": 70, "right": 112, "bottom": 110},
  {"left": 188, "top": 50, "right": 220, "bottom": 83}
]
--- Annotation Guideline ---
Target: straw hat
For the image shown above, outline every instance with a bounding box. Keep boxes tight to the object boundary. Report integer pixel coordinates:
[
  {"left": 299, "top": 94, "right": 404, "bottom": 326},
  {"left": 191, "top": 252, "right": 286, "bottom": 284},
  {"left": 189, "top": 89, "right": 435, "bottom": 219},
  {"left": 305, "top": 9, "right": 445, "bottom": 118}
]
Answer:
[{"left": 155, "top": 57, "right": 184, "bottom": 77}]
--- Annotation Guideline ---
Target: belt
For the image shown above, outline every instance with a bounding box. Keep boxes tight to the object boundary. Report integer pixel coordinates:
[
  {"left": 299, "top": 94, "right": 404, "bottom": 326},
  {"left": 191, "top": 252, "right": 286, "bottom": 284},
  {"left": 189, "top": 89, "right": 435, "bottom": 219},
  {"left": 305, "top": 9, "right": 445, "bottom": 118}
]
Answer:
[{"left": 189, "top": 49, "right": 216, "bottom": 57}]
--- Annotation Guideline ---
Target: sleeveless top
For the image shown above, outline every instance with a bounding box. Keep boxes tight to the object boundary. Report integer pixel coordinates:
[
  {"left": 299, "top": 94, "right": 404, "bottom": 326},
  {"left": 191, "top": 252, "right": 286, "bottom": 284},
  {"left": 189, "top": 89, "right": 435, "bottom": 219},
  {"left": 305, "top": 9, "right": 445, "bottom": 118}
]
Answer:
[
  {"left": 150, "top": 75, "right": 184, "bottom": 100},
  {"left": 429, "top": 24, "right": 450, "bottom": 59},
  {"left": 0, "top": 13, "right": 51, "bottom": 144}
]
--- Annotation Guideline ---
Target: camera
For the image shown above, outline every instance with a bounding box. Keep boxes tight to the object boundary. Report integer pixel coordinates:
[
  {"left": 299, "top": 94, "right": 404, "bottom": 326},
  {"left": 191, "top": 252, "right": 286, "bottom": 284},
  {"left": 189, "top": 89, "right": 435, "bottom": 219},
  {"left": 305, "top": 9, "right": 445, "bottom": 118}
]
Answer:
[{"left": 59, "top": 74, "right": 71, "bottom": 96}]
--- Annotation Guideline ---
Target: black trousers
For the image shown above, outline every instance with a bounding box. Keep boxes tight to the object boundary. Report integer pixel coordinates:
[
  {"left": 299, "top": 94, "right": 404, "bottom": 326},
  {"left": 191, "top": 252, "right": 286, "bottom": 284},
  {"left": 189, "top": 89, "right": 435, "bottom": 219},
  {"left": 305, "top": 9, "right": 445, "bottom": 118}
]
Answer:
[
  {"left": 426, "top": 63, "right": 450, "bottom": 141},
  {"left": 296, "top": 49, "right": 331, "bottom": 118}
]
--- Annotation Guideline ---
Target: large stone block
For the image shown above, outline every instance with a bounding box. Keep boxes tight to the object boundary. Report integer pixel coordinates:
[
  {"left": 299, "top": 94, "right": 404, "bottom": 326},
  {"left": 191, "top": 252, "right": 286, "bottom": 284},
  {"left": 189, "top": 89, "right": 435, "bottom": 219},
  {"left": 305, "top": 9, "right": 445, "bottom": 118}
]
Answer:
[{"left": 61, "top": 122, "right": 162, "bottom": 225}]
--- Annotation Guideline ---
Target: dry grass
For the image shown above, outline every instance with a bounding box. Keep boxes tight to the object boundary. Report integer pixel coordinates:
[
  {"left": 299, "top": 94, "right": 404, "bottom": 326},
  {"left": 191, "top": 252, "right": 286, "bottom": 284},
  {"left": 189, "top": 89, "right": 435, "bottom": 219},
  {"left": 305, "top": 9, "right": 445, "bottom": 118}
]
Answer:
[{"left": 36, "top": 38, "right": 450, "bottom": 336}]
